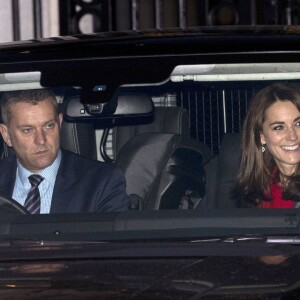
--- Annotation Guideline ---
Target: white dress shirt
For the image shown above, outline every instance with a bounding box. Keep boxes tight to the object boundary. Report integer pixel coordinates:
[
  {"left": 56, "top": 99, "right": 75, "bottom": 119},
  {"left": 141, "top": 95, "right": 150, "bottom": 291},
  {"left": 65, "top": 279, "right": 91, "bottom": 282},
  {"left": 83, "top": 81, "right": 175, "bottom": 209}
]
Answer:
[{"left": 12, "top": 151, "right": 62, "bottom": 214}]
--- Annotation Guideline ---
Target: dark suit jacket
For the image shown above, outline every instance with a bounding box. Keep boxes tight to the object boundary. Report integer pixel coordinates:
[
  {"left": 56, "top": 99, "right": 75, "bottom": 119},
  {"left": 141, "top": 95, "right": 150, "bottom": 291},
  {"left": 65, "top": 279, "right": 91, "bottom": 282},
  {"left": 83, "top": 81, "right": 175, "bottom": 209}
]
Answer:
[{"left": 0, "top": 149, "right": 130, "bottom": 213}]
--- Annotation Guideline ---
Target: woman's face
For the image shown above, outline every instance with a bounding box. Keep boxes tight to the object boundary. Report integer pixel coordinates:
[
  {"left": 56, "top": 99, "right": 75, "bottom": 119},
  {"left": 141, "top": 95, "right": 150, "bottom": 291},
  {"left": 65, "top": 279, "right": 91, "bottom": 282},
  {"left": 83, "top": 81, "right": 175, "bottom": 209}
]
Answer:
[{"left": 260, "top": 100, "right": 300, "bottom": 175}]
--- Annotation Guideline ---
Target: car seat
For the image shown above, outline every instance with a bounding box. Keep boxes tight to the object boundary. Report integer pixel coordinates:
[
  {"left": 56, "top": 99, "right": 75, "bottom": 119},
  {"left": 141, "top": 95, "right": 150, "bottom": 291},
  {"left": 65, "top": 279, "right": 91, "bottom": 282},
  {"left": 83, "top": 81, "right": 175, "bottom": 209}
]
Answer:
[
  {"left": 62, "top": 100, "right": 212, "bottom": 210},
  {"left": 60, "top": 121, "right": 97, "bottom": 160},
  {"left": 112, "top": 106, "right": 190, "bottom": 159},
  {"left": 115, "top": 132, "right": 212, "bottom": 210},
  {"left": 0, "top": 135, "right": 3, "bottom": 158},
  {"left": 204, "top": 132, "right": 241, "bottom": 208}
]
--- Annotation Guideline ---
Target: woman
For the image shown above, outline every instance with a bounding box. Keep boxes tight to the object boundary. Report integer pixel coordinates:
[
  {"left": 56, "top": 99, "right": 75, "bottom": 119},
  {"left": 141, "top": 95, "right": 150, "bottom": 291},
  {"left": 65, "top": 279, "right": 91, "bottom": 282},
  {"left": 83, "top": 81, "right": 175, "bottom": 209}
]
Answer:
[{"left": 235, "top": 82, "right": 300, "bottom": 208}]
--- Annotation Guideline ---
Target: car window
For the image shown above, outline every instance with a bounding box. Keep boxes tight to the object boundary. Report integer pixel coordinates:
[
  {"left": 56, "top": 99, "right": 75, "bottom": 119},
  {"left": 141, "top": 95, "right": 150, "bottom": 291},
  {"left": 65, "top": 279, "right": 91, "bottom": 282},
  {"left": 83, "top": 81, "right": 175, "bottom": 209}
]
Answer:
[
  {"left": 0, "top": 65, "right": 299, "bottom": 211},
  {"left": 0, "top": 29, "right": 299, "bottom": 229}
]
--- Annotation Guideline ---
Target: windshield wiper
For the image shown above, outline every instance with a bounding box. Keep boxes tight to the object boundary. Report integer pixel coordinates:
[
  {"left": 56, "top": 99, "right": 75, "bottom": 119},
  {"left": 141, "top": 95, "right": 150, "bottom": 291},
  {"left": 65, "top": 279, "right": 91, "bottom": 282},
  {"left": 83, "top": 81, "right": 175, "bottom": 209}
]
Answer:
[
  {"left": 266, "top": 236, "right": 300, "bottom": 244},
  {"left": 191, "top": 235, "right": 300, "bottom": 245}
]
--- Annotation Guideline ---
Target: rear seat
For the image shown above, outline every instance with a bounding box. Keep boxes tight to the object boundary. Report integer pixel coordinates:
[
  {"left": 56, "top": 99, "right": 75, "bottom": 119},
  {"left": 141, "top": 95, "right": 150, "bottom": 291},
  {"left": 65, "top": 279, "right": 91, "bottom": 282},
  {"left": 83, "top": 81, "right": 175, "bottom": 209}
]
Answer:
[
  {"left": 115, "top": 132, "right": 211, "bottom": 210},
  {"left": 112, "top": 106, "right": 190, "bottom": 159},
  {"left": 62, "top": 98, "right": 213, "bottom": 209},
  {"left": 60, "top": 121, "right": 97, "bottom": 160},
  {"left": 0, "top": 135, "right": 3, "bottom": 158},
  {"left": 112, "top": 105, "right": 212, "bottom": 209},
  {"left": 204, "top": 133, "right": 241, "bottom": 208}
]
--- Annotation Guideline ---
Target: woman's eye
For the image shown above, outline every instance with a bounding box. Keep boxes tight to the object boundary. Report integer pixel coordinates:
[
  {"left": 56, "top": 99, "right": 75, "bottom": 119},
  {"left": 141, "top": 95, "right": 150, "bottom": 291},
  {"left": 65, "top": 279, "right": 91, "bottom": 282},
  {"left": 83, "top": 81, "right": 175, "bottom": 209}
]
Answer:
[{"left": 272, "top": 125, "right": 283, "bottom": 130}]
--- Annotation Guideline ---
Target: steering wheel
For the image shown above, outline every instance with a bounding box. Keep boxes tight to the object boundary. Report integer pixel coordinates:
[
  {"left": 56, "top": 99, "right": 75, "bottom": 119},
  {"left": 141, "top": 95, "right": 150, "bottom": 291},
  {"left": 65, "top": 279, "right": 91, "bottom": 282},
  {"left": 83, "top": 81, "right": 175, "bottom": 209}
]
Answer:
[{"left": 0, "top": 195, "right": 28, "bottom": 214}]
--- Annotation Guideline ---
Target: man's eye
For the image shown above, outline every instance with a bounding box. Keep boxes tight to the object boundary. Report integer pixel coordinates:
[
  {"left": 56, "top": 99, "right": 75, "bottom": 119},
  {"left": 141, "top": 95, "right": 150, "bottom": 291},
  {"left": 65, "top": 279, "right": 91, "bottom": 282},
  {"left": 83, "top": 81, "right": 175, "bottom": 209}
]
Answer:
[
  {"left": 22, "top": 128, "right": 32, "bottom": 134},
  {"left": 45, "top": 123, "right": 55, "bottom": 129}
]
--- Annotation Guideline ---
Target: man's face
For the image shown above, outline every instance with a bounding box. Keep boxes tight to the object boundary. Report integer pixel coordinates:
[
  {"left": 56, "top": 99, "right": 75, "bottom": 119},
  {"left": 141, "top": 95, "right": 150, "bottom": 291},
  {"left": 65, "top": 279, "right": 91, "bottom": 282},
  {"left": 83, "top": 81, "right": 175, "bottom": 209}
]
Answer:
[{"left": 0, "top": 100, "right": 62, "bottom": 173}]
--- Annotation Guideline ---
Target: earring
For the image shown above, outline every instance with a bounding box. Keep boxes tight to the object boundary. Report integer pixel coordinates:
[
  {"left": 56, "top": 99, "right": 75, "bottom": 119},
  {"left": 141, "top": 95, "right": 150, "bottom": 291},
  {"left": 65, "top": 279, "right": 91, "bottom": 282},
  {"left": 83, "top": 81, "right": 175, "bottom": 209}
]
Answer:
[{"left": 261, "top": 144, "right": 266, "bottom": 153}]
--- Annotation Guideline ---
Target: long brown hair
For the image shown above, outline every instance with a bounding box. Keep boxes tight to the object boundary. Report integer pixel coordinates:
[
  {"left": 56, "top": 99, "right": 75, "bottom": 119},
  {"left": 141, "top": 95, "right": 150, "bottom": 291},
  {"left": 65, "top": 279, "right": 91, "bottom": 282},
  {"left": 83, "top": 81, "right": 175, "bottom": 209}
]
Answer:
[{"left": 235, "top": 82, "right": 300, "bottom": 207}]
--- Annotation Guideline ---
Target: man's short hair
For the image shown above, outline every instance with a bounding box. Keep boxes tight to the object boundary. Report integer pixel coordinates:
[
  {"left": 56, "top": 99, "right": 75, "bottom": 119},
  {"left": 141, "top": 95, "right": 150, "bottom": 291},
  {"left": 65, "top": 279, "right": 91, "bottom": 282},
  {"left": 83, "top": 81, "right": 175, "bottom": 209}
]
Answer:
[{"left": 0, "top": 89, "right": 59, "bottom": 125}]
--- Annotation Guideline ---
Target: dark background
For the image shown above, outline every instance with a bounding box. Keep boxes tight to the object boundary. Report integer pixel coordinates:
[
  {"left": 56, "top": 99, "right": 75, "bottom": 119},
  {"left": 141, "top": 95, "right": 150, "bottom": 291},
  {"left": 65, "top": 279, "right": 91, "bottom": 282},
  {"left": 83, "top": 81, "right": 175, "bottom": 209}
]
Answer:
[{"left": 10, "top": 0, "right": 300, "bottom": 40}]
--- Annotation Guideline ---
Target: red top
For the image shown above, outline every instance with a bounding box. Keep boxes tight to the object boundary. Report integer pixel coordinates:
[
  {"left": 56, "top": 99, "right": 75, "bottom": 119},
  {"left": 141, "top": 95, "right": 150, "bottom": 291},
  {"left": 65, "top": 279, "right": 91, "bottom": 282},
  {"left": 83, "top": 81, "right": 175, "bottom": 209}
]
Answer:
[{"left": 259, "top": 183, "right": 295, "bottom": 208}]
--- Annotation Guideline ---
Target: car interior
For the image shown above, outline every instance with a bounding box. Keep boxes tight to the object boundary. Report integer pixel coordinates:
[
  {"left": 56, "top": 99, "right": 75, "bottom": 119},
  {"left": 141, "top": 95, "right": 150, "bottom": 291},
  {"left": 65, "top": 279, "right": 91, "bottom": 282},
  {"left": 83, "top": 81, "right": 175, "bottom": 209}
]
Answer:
[
  {"left": 59, "top": 92, "right": 211, "bottom": 210},
  {"left": 1, "top": 62, "right": 300, "bottom": 213}
]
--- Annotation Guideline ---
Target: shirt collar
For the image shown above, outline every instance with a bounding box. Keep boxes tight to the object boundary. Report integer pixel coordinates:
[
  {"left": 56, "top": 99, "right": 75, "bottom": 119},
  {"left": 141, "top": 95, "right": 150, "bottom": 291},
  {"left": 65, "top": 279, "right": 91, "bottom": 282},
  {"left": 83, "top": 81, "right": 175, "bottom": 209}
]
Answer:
[{"left": 17, "top": 150, "right": 62, "bottom": 186}]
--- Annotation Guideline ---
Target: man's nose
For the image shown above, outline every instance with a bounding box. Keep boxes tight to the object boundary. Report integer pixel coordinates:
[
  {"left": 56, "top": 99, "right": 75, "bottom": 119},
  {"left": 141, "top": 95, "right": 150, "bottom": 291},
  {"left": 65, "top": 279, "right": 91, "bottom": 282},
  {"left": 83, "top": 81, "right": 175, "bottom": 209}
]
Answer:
[{"left": 35, "top": 129, "right": 46, "bottom": 144}]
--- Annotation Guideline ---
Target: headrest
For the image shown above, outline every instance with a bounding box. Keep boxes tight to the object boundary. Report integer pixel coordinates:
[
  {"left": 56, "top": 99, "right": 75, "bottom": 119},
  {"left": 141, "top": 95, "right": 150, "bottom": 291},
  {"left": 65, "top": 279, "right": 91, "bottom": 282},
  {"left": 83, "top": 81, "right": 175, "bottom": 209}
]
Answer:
[
  {"left": 215, "top": 132, "right": 242, "bottom": 208},
  {"left": 113, "top": 106, "right": 190, "bottom": 158},
  {"left": 0, "top": 135, "right": 3, "bottom": 158},
  {"left": 60, "top": 121, "right": 97, "bottom": 160}
]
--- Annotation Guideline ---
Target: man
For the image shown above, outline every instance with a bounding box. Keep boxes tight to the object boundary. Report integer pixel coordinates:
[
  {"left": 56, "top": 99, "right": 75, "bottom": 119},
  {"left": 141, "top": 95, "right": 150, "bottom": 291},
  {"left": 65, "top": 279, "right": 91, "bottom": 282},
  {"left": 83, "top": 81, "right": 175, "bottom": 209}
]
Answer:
[{"left": 0, "top": 89, "right": 129, "bottom": 213}]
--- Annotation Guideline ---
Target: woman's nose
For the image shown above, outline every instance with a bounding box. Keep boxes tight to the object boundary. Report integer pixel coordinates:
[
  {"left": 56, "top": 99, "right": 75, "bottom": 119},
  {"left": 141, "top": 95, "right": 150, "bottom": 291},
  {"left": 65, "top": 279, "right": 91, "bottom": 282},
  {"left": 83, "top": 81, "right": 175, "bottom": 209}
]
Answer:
[{"left": 287, "top": 127, "right": 297, "bottom": 141}]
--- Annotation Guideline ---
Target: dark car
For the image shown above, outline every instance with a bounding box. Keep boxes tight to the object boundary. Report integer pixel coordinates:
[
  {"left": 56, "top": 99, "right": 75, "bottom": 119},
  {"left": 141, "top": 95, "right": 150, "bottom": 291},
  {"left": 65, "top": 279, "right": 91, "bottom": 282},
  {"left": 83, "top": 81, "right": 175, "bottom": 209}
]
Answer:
[{"left": 0, "top": 26, "right": 299, "bottom": 299}]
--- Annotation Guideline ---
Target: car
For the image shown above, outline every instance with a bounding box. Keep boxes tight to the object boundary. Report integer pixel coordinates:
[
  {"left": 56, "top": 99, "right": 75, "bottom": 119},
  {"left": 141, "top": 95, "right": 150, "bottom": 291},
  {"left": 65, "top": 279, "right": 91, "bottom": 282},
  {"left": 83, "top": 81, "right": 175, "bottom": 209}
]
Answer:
[{"left": 0, "top": 25, "right": 299, "bottom": 299}]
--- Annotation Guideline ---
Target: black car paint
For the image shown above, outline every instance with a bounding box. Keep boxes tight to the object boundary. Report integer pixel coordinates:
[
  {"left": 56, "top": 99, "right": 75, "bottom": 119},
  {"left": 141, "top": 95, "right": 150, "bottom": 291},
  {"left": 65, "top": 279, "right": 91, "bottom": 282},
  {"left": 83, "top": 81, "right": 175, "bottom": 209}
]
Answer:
[
  {"left": 1, "top": 26, "right": 300, "bottom": 103},
  {"left": 0, "top": 240, "right": 299, "bottom": 299}
]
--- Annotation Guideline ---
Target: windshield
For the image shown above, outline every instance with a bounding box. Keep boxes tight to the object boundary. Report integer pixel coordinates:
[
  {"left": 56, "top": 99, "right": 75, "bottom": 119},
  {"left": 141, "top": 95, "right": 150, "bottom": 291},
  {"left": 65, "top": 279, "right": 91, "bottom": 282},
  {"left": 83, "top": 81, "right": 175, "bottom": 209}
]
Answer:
[{"left": 0, "top": 60, "right": 300, "bottom": 234}]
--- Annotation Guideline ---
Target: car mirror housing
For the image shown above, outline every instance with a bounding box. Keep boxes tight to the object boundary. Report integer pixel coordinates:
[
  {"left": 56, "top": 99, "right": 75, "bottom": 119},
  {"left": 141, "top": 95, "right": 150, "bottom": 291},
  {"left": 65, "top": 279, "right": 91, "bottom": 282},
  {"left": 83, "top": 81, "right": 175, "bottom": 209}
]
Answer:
[{"left": 63, "top": 93, "right": 154, "bottom": 121}]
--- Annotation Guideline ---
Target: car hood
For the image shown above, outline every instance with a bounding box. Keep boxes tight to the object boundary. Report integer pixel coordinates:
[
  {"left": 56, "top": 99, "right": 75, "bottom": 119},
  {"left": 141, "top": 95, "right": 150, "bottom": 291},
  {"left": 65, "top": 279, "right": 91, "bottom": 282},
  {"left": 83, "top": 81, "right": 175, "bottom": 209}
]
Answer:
[
  {"left": 0, "top": 239, "right": 299, "bottom": 299},
  {"left": 0, "top": 210, "right": 299, "bottom": 298}
]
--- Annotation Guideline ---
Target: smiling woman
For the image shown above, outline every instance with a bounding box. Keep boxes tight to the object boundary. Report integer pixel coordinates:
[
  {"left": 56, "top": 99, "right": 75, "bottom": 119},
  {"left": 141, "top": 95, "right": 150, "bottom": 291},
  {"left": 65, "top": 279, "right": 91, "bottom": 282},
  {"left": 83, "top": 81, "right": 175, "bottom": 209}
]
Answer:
[
  {"left": 261, "top": 100, "right": 300, "bottom": 175},
  {"left": 235, "top": 83, "right": 300, "bottom": 208}
]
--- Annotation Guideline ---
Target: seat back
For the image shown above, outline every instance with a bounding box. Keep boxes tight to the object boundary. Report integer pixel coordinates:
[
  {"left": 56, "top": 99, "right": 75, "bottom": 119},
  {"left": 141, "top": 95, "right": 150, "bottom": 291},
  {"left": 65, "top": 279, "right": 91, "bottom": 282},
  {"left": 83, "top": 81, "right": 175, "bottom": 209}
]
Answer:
[
  {"left": 205, "top": 133, "right": 242, "bottom": 208},
  {"left": 0, "top": 134, "right": 3, "bottom": 158},
  {"left": 0, "top": 134, "right": 14, "bottom": 159},
  {"left": 60, "top": 121, "right": 97, "bottom": 160},
  {"left": 112, "top": 106, "right": 190, "bottom": 159},
  {"left": 115, "top": 132, "right": 211, "bottom": 210}
]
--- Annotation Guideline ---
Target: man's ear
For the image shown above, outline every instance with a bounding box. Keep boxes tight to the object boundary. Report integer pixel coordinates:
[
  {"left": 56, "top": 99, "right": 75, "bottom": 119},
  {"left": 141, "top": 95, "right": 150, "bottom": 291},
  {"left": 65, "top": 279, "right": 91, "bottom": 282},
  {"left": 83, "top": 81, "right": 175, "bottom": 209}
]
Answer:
[
  {"left": 0, "top": 124, "right": 12, "bottom": 147},
  {"left": 58, "top": 113, "right": 63, "bottom": 128}
]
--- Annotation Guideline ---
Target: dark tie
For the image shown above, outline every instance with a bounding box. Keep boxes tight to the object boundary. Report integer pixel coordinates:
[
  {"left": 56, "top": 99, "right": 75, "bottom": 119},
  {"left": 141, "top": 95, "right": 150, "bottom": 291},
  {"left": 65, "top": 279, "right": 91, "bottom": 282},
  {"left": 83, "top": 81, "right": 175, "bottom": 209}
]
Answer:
[{"left": 24, "top": 175, "right": 44, "bottom": 214}]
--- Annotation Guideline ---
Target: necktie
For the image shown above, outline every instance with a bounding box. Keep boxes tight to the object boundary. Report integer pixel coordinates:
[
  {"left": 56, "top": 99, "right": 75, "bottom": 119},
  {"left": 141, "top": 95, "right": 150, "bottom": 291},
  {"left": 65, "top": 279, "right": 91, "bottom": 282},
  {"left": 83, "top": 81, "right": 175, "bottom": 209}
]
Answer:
[{"left": 24, "top": 174, "right": 44, "bottom": 214}]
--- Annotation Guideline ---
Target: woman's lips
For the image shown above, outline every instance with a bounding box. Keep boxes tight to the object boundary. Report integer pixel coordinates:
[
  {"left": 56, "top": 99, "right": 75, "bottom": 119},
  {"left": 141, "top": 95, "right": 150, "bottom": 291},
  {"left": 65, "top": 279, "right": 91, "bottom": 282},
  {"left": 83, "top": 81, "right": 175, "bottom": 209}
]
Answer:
[{"left": 281, "top": 144, "right": 299, "bottom": 151}]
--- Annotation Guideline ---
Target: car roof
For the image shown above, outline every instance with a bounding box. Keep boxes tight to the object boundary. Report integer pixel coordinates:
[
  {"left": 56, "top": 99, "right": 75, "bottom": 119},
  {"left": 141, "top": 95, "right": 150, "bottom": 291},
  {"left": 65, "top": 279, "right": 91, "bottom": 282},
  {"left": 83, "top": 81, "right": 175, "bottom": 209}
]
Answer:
[
  {"left": 1, "top": 25, "right": 300, "bottom": 104},
  {"left": 1, "top": 25, "right": 300, "bottom": 58}
]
